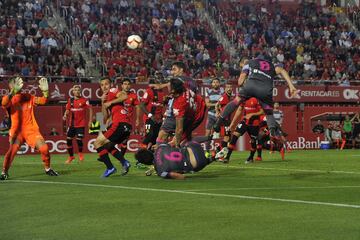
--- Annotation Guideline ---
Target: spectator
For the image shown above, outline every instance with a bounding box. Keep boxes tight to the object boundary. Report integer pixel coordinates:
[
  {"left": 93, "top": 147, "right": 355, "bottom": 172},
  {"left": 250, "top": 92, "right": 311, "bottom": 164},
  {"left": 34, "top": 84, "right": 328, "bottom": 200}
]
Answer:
[
  {"left": 49, "top": 127, "right": 59, "bottom": 136},
  {"left": 0, "top": 115, "right": 10, "bottom": 136}
]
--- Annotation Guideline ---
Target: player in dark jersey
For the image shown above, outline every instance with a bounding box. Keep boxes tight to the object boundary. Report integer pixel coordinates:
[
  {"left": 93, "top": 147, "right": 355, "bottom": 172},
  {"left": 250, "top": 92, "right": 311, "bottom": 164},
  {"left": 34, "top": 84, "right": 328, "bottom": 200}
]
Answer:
[
  {"left": 204, "top": 78, "right": 222, "bottom": 153},
  {"left": 135, "top": 140, "right": 217, "bottom": 179},
  {"left": 214, "top": 55, "right": 297, "bottom": 138},
  {"left": 216, "top": 97, "right": 264, "bottom": 163},
  {"left": 63, "top": 85, "right": 93, "bottom": 164},
  {"left": 215, "top": 83, "right": 234, "bottom": 148},
  {"left": 93, "top": 78, "right": 139, "bottom": 178}
]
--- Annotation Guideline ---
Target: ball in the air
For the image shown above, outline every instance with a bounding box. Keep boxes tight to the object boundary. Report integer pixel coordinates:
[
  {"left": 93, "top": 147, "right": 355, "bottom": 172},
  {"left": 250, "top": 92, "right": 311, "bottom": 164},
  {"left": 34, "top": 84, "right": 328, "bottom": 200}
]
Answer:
[{"left": 126, "top": 35, "right": 142, "bottom": 49}]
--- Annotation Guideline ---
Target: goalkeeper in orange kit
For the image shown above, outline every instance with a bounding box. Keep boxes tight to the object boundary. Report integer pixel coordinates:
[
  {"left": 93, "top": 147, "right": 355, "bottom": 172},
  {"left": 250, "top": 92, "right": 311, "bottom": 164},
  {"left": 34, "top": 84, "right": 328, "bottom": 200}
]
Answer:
[{"left": 0, "top": 76, "right": 59, "bottom": 180}]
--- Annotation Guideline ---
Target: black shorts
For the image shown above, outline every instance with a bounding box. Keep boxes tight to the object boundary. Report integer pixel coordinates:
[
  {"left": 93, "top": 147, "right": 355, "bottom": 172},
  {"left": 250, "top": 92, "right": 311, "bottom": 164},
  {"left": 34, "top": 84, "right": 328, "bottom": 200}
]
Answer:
[
  {"left": 143, "top": 119, "right": 162, "bottom": 145},
  {"left": 160, "top": 116, "right": 176, "bottom": 133},
  {"left": 67, "top": 127, "right": 85, "bottom": 138},
  {"left": 239, "top": 81, "right": 273, "bottom": 110},
  {"left": 235, "top": 121, "right": 259, "bottom": 139},
  {"left": 103, "top": 122, "right": 132, "bottom": 144},
  {"left": 186, "top": 141, "right": 209, "bottom": 172}
]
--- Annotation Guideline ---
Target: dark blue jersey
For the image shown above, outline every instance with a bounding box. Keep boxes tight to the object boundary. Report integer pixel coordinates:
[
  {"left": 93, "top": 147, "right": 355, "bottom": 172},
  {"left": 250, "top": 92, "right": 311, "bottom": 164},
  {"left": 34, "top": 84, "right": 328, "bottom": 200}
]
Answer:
[
  {"left": 154, "top": 144, "right": 192, "bottom": 178},
  {"left": 154, "top": 142, "right": 209, "bottom": 178},
  {"left": 243, "top": 59, "right": 276, "bottom": 88}
]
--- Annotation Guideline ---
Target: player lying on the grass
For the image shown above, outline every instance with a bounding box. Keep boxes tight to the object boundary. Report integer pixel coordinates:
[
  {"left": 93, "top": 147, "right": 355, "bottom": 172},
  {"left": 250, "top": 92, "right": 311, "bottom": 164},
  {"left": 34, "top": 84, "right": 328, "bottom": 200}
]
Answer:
[
  {"left": 1, "top": 76, "right": 58, "bottom": 180},
  {"left": 94, "top": 77, "right": 139, "bottom": 178},
  {"left": 135, "top": 137, "right": 216, "bottom": 180}
]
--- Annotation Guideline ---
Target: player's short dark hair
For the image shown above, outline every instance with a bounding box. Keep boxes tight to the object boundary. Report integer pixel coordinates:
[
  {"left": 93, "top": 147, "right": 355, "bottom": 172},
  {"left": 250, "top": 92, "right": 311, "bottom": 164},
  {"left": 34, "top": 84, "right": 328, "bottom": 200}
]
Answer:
[
  {"left": 99, "top": 77, "right": 111, "bottom": 84},
  {"left": 172, "top": 61, "right": 187, "bottom": 71},
  {"left": 121, "top": 78, "right": 131, "bottom": 84},
  {"left": 211, "top": 78, "right": 220, "bottom": 84},
  {"left": 170, "top": 77, "right": 185, "bottom": 94},
  {"left": 135, "top": 149, "right": 154, "bottom": 165}
]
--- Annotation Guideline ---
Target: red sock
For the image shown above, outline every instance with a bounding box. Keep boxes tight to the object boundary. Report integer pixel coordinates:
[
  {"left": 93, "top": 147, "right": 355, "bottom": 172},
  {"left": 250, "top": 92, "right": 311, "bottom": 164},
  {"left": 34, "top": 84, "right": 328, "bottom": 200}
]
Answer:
[
  {"left": 340, "top": 139, "right": 346, "bottom": 149},
  {"left": 2, "top": 144, "right": 20, "bottom": 173},
  {"left": 39, "top": 144, "right": 51, "bottom": 169}
]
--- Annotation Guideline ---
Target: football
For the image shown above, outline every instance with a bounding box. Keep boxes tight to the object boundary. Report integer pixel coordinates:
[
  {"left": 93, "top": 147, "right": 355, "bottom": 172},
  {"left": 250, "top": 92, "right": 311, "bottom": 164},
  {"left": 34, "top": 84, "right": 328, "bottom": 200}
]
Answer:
[{"left": 126, "top": 35, "right": 142, "bottom": 49}]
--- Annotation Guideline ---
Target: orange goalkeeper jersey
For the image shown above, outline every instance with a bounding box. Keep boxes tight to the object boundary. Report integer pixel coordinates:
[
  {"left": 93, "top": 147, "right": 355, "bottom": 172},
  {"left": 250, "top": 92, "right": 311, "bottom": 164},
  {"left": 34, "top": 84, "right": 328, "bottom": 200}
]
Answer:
[{"left": 1, "top": 93, "right": 47, "bottom": 133}]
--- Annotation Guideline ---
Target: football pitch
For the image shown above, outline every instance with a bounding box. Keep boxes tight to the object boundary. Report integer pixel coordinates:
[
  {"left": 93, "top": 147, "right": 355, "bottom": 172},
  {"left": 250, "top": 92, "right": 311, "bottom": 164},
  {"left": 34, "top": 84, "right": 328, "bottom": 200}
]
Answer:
[{"left": 1, "top": 150, "right": 360, "bottom": 240}]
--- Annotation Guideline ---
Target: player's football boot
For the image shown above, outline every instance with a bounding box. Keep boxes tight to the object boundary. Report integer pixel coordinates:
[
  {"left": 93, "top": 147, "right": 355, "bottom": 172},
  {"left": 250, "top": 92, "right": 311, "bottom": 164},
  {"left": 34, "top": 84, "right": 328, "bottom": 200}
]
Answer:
[
  {"left": 255, "top": 156, "right": 262, "bottom": 161},
  {"left": 145, "top": 165, "right": 155, "bottom": 176},
  {"left": 0, "top": 172, "right": 9, "bottom": 180},
  {"left": 45, "top": 169, "right": 59, "bottom": 176},
  {"left": 245, "top": 157, "right": 254, "bottom": 164},
  {"left": 220, "top": 158, "right": 230, "bottom": 164},
  {"left": 102, "top": 167, "right": 117, "bottom": 178},
  {"left": 65, "top": 156, "right": 75, "bottom": 164},
  {"left": 215, "top": 147, "right": 228, "bottom": 160},
  {"left": 78, "top": 153, "right": 84, "bottom": 162},
  {"left": 280, "top": 147, "right": 285, "bottom": 160},
  {"left": 121, "top": 160, "right": 131, "bottom": 176}
]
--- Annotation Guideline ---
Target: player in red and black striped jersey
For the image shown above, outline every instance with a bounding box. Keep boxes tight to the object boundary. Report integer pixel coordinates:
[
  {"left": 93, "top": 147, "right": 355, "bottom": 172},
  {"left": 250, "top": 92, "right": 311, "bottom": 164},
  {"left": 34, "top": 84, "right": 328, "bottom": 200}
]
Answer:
[
  {"left": 63, "top": 85, "right": 92, "bottom": 164},
  {"left": 151, "top": 61, "right": 206, "bottom": 147},
  {"left": 139, "top": 79, "right": 166, "bottom": 150},
  {"left": 170, "top": 78, "right": 207, "bottom": 147},
  {"left": 216, "top": 97, "right": 264, "bottom": 163},
  {"left": 93, "top": 78, "right": 140, "bottom": 178}
]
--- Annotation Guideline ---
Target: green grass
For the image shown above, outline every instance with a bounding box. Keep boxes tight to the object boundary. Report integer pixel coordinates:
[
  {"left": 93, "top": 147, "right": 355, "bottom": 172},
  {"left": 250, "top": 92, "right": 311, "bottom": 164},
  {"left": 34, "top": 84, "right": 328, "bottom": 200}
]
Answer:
[{"left": 1, "top": 150, "right": 360, "bottom": 240}]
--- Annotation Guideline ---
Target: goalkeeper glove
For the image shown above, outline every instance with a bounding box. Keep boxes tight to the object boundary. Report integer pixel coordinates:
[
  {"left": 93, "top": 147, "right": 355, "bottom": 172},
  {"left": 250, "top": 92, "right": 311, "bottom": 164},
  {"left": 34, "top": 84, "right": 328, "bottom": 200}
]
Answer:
[
  {"left": 11, "top": 77, "right": 23, "bottom": 95},
  {"left": 38, "top": 77, "right": 49, "bottom": 97}
]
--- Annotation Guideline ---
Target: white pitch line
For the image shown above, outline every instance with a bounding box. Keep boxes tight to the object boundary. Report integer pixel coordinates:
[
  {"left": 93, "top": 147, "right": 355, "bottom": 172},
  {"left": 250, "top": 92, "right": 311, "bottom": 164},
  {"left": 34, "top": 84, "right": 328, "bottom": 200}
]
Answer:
[
  {"left": 4, "top": 180, "right": 360, "bottom": 209},
  {"left": 185, "top": 185, "right": 360, "bottom": 192},
  {"left": 221, "top": 165, "right": 360, "bottom": 175}
]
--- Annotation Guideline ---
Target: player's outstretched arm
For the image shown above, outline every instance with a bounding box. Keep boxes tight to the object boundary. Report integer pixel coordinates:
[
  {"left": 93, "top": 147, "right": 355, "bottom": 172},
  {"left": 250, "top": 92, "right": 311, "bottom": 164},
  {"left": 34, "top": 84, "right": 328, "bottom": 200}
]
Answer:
[
  {"left": 168, "top": 172, "right": 185, "bottom": 180},
  {"left": 237, "top": 72, "right": 247, "bottom": 86},
  {"left": 275, "top": 67, "right": 297, "bottom": 97},
  {"left": 149, "top": 82, "right": 170, "bottom": 90},
  {"left": 245, "top": 108, "right": 264, "bottom": 120},
  {"left": 103, "top": 91, "right": 127, "bottom": 109}
]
